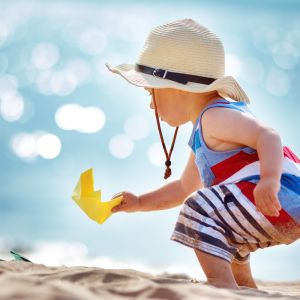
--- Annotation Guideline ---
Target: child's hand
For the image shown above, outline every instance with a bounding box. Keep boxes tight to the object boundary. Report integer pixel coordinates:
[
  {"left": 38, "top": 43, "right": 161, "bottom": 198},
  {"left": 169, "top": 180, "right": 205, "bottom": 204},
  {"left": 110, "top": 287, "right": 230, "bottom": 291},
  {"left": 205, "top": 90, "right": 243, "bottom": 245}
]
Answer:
[
  {"left": 111, "top": 191, "right": 140, "bottom": 213},
  {"left": 253, "top": 178, "right": 282, "bottom": 217}
]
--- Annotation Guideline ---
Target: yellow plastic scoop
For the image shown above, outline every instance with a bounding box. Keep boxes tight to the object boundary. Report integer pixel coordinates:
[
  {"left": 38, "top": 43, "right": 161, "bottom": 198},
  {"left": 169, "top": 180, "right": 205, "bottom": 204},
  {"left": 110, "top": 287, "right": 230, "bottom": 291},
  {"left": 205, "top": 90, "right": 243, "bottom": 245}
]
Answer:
[{"left": 72, "top": 168, "right": 123, "bottom": 224}]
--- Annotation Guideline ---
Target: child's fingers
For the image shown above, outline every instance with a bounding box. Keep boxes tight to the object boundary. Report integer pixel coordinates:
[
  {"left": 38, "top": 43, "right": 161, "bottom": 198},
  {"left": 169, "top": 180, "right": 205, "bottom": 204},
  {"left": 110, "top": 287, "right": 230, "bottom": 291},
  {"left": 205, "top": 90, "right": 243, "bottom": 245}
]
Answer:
[
  {"left": 267, "top": 193, "right": 281, "bottom": 215},
  {"left": 111, "top": 196, "right": 127, "bottom": 213},
  {"left": 255, "top": 199, "right": 268, "bottom": 215},
  {"left": 255, "top": 196, "right": 275, "bottom": 216},
  {"left": 111, "top": 205, "right": 120, "bottom": 213},
  {"left": 263, "top": 195, "right": 280, "bottom": 216},
  {"left": 254, "top": 182, "right": 281, "bottom": 217},
  {"left": 112, "top": 192, "right": 124, "bottom": 199},
  {"left": 254, "top": 191, "right": 267, "bottom": 212},
  {"left": 111, "top": 192, "right": 125, "bottom": 213},
  {"left": 112, "top": 204, "right": 122, "bottom": 213},
  {"left": 272, "top": 195, "right": 282, "bottom": 211}
]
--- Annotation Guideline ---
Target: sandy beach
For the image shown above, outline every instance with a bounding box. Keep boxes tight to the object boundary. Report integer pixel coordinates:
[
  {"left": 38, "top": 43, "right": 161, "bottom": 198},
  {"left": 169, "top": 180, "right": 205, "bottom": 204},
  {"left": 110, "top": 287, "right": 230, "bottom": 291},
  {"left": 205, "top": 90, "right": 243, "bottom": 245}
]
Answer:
[{"left": 0, "top": 261, "right": 299, "bottom": 300}]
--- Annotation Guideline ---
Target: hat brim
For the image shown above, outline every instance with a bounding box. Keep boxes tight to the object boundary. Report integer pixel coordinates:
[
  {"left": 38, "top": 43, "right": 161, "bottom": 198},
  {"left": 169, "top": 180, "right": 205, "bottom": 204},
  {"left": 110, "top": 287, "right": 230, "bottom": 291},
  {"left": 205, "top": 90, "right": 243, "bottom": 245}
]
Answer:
[{"left": 105, "top": 63, "right": 250, "bottom": 103}]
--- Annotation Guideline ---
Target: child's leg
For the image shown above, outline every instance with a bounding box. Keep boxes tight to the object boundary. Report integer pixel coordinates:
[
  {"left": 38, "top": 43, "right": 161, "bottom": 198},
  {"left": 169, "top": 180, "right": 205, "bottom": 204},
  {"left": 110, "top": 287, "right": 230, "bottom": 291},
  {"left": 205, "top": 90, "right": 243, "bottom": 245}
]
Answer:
[
  {"left": 231, "top": 260, "right": 257, "bottom": 288},
  {"left": 194, "top": 249, "right": 239, "bottom": 289}
]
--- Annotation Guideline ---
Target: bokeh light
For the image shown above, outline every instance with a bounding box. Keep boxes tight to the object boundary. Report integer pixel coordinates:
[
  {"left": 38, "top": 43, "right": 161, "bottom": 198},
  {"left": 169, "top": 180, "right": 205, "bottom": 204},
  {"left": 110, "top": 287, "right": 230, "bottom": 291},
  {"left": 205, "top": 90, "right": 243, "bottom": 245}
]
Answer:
[
  {"left": 31, "top": 42, "right": 60, "bottom": 70},
  {"left": 36, "top": 133, "right": 61, "bottom": 159},
  {"left": 65, "top": 59, "right": 92, "bottom": 86},
  {"left": 50, "top": 70, "right": 78, "bottom": 96},
  {"left": 0, "top": 53, "right": 8, "bottom": 74},
  {"left": 36, "top": 70, "right": 53, "bottom": 95},
  {"left": 0, "top": 74, "right": 18, "bottom": 99},
  {"left": 11, "top": 132, "right": 61, "bottom": 160},
  {"left": 271, "top": 42, "right": 298, "bottom": 70},
  {"left": 0, "top": 22, "right": 10, "bottom": 47},
  {"left": 265, "top": 68, "right": 291, "bottom": 97},
  {"left": 55, "top": 104, "right": 106, "bottom": 133},
  {"left": 124, "top": 115, "right": 150, "bottom": 140},
  {"left": 78, "top": 27, "right": 107, "bottom": 55},
  {"left": 0, "top": 93, "right": 24, "bottom": 122},
  {"left": 147, "top": 142, "right": 164, "bottom": 166},
  {"left": 253, "top": 27, "right": 283, "bottom": 54},
  {"left": 109, "top": 134, "right": 134, "bottom": 159},
  {"left": 11, "top": 133, "right": 37, "bottom": 159},
  {"left": 239, "top": 57, "right": 265, "bottom": 85}
]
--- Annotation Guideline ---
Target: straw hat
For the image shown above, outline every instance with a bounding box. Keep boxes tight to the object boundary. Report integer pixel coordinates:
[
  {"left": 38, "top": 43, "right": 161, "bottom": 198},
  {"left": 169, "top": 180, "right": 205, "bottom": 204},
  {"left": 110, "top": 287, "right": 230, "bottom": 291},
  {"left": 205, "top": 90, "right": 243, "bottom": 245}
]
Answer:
[{"left": 105, "top": 18, "right": 250, "bottom": 103}]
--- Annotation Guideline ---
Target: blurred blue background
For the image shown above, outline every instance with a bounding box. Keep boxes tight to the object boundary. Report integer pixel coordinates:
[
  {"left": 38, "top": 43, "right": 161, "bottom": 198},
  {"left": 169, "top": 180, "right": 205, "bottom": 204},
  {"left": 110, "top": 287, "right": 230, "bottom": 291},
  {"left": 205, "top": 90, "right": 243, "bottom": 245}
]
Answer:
[{"left": 0, "top": 0, "right": 300, "bottom": 280}]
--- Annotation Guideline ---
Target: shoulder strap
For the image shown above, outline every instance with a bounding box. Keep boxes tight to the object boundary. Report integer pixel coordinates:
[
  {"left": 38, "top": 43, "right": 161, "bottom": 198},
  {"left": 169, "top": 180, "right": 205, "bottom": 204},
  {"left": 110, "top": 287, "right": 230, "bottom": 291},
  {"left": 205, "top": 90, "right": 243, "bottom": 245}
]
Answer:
[{"left": 202, "top": 99, "right": 252, "bottom": 114}]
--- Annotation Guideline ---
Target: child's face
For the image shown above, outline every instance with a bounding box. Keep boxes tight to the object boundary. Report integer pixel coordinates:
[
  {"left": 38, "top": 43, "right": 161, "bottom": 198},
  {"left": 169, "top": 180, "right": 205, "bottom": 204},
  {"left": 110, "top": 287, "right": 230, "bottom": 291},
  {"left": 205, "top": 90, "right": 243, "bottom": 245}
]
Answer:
[{"left": 144, "top": 87, "right": 191, "bottom": 127}]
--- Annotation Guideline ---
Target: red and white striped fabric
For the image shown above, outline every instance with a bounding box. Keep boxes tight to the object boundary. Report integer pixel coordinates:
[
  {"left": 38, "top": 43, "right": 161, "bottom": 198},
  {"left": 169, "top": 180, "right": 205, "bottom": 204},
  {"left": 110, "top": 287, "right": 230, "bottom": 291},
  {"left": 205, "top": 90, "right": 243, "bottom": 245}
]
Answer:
[{"left": 213, "top": 146, "right": 300, "bottom": 186}]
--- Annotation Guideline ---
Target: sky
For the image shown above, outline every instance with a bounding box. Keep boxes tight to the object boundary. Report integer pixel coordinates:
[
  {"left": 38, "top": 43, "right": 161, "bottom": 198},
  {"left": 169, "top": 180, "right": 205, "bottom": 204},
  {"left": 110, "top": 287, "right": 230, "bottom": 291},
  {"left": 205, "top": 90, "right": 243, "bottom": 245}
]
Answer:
[{"left": 0, "top": 0, "right": 300, "bottom": 281}]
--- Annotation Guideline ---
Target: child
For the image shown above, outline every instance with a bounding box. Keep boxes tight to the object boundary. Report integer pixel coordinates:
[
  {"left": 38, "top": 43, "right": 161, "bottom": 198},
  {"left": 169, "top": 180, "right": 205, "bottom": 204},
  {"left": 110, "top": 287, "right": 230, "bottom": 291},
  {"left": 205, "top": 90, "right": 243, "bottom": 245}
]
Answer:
[{"left": 105, "top": 19, "right": 300, "bottom": 289}]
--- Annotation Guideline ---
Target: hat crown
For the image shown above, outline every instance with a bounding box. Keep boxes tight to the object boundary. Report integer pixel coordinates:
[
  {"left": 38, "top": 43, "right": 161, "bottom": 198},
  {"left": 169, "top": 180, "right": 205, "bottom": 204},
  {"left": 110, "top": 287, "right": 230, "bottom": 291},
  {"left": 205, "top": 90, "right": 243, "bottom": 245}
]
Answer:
[{"left": 137, "top": 19, "right": 225, "bottom": 79}]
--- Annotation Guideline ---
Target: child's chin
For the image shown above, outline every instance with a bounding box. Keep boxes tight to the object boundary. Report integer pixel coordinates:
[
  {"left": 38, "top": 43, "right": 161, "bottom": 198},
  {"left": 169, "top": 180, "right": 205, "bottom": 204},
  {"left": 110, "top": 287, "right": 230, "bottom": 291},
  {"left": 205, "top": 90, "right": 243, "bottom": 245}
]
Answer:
[
  {"left": 162, "top": 118, "right": 182, "bottom": 127},
  {"left": 167, "top": 121, "right": 180, "bottom": 127}
]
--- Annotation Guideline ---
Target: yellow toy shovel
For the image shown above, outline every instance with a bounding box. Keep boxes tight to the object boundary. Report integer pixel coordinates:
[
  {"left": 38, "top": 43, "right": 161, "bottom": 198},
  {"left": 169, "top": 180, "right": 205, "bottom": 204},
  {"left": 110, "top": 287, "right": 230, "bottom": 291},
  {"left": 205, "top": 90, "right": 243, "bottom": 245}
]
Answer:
[{"left": 72, "top": 168, "right": 123, "bottom": 224}]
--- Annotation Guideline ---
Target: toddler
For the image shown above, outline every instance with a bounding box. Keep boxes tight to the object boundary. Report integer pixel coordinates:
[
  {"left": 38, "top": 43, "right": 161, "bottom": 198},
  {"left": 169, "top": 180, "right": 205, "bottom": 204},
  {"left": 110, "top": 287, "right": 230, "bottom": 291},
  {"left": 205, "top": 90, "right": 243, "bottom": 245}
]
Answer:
[{"left": 106, "top": 19, "right": 300, "bottom": 289}]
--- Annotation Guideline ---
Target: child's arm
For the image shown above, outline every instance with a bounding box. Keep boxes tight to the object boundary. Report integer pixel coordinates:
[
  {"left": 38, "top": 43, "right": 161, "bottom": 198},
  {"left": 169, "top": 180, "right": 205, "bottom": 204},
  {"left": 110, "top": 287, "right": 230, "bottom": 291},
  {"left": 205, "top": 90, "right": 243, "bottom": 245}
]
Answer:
[
  {"left": 139, "top": 151, "right": 203, "bottom": 211},
  {"left": 112, "top": 151, "right": 203, "bottom": 213},
  {"left": 202, "top": 107, "right": 283, "bottom": 216}
]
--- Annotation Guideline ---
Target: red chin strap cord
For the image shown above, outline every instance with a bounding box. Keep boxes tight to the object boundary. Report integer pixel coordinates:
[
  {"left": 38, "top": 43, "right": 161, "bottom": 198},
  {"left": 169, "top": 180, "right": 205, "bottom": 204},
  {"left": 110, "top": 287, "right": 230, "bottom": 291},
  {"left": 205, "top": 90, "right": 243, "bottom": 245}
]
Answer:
[{"left": 152, "top": 89, "right": 179, "bottom": 179}]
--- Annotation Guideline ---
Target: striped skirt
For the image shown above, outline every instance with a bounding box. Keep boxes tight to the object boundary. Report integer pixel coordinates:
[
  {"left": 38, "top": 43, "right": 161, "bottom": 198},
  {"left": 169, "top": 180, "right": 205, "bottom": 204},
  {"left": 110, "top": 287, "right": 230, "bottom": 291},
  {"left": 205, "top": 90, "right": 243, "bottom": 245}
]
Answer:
[{"left": 170, "top": 180, "right": 300, "bottom": 264}]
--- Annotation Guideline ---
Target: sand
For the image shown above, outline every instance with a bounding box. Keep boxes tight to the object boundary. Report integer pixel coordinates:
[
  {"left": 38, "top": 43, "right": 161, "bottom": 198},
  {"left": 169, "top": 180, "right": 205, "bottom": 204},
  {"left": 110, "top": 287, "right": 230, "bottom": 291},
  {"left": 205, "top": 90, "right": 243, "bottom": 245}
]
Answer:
[{"left": 0, "top": 261, "right": 299, "bottom": 300}]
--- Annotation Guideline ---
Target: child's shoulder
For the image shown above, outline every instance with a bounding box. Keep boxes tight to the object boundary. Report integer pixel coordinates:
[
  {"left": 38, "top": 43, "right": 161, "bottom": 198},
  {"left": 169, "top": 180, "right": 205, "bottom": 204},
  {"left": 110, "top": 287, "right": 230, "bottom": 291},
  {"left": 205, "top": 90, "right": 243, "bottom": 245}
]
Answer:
[{"left": 200, "top": 99, "right": 260, "bottom": 151}]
